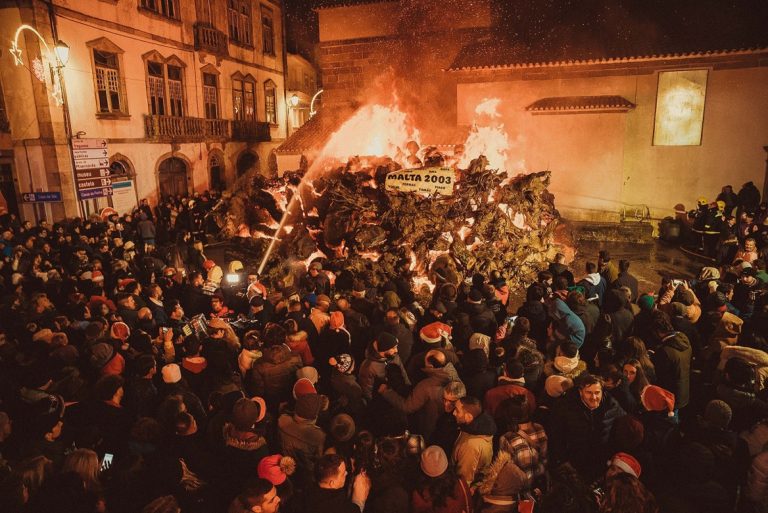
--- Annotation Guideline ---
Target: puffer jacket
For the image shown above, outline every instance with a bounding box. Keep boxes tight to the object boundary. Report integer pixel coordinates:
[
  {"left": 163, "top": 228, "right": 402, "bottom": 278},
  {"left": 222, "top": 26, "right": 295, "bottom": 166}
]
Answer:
[
  {"left": 277, "top": 413, "right": 326, "bottom": 470},
  {"left": 453, "top": 411, "right": 497, "bottom": 486},
  {"left": 247, "top": 343, "right": 302, "bottom": 402},
  {"left": 653, "top": 331, "right": 692, "bottom": 409},
  {"left": 381, "top": 363, "right": 460, "bottom": 440},
  {"left": 746, "top": 451, "right": 768, "bottom": 512},
  {"left": 286, "top": 330, "right": 314, "bottom": 366}
]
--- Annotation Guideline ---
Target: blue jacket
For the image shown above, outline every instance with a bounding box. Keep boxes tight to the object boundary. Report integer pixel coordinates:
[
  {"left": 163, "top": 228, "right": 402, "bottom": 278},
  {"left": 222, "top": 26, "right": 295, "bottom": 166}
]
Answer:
[{"left": 551, "top": 299, "right": 586, "bottom": 348}]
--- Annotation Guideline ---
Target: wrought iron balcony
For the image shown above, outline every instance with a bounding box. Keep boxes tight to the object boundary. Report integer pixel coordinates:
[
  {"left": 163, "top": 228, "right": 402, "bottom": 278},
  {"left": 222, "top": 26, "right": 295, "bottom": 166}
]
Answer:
[
  {"left": 144, "top": 115, "right": 229, "bottom": 140},
  {"left": 231, "top": 120, "right": 271, "bottom": 142},
  {"left": 194, "top": 23, "right": 228, "bottom": 56}
]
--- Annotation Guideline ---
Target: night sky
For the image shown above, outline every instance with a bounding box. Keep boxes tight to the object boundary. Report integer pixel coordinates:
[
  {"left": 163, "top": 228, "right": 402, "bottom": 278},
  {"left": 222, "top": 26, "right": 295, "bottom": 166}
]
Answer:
[{"left": 285, "top": 0, "right": 768, "bottom": 65}]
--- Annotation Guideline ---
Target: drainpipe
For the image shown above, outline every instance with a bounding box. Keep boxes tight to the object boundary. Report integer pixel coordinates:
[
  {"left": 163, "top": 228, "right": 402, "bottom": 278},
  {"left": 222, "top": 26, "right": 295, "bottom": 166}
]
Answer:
[{"left": 281, "top": 4, "right": 289, "bottom": 145}]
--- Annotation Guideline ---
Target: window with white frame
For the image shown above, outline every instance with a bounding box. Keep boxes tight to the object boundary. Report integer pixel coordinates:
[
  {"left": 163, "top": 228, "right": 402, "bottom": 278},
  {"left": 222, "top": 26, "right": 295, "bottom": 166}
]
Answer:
[
  {"left": 140, "top": 0, "right": 179, "bottom": 20},
  {"left": 261, "top": 5, "right": 275, "bottom": 55},
  {"left": 203, "top": 73, "right": 219, "bottom": 119},
  {"left": 233, "top": 77, "right": 256, "bottom": 121},
  {"left": 264, "top": 79, "right": 276, "bottom": 124},
  {"left": 147, "top": 61, "right": 166, "bottom": 116}
]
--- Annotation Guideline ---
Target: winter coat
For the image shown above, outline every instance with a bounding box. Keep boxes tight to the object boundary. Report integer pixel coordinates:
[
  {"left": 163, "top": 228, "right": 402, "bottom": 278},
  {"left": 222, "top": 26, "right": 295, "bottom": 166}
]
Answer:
[
  {"left": 484, "top": 382, "right": 537, "bottom": 418},
  {"left": 549, "top": 299, "right": 585, "bottom": 348},
  {"left": 277, "top": 413, "right": 326, "bottom": 470},
  {"left": 247, "top": 344, "right": 302, "bottom": 402},
  {"left": 568, "top": 301, "right": 599, "bottom": 336},
  {"left": 221, "top": 422, "right": 269, "bottom": 497},
  {"left": 516, "top": 300, "right": 549, "bottom": 344},
  {"left": 452, "top": 412, "right": 497, "bottom": 486},
  {"left": 613, "top": 272, "right": 639, "bottom": 302},
  {"left": 330, "top": 370, "right": 365, "bottom": 413},
  {"left": 653, "top": 331, "right": 692, "bottom": 409},
  {"left": 412, "top": 478, "right": 473, "bottom": 513},
  {"left": 358, "top": 343, "right": 410, "bottom": 399},
  {"left": 548, "top": 388, "right": 625, "bottom": 478},
  {"left": 382, "top": 322, "right": 414, "bottom": 365},
  {"left": 579, "top": 273, "right": 607, "bottom": 306},
  {"left": 303, "top": 484, "right": 362, "bottom": 513},
  {"left": 286, "top": 330, "right": 314, "bottom": 366},
  {"left": 463, "top": 349, "right": 498, "bottom": 402},
  {"left": 381, "top": 364, "right": 460, "bottom": 440},
  {"left": 718, "top": 345, "right": 768, "bottom": 392},
  {"left": 746, "top": 451, "right": 768, "bottom": 512},
  {"left": 464, "top": 302, "right": 498, "bottom": 338}
]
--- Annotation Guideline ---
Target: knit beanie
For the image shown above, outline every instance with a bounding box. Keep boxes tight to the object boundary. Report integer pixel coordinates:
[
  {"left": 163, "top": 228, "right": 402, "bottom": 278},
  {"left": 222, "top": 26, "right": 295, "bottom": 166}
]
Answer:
[
  {"left": 329, "top": 413, "right": 356, "bottom": 442},
  {"left": 295, "top": 393, "right": 321, "bottom": 420},
  {"left": 609, "top": 452, "right": 642, "bottom": 478},
  {"left": 329, "top": 311, "right": 344, "bottom": 330},
  {"left": 292, "top": 378, "right": 316, "bottom": 399},
  {"left": 376, "top": 331, "right": 399, "bottom": 352},
  {"left": 231, "top": 397, "right": 266, "bottom": 431},
  {"left": 296, "top": 366, "right": 319, "bottom": 384},
  {"left": 329, "top": 354, "right": 354, "bottom": 374},
  {"left": 637, "top": 294, "right": 655, "bottom": 311},
  {"left": 545, "top": 375, "right": 573, "bottom": 398},
  {"left": 420, "top": 446, "right": 449, "bottom": 477},
  {"left": 640, "top": 385, "right": 675, "bottom": 415},
  {"left": 161, "top": 363, "right": 182, "bottom": 384},
  {"left": 90, "top": 342, "right": 114, "bottom": 369},
  {"left": 257, "top": 455, "right": 296, "bottom": 486},
  {"left": 704, "top": 399, "right": 732, "bottom": 429}
]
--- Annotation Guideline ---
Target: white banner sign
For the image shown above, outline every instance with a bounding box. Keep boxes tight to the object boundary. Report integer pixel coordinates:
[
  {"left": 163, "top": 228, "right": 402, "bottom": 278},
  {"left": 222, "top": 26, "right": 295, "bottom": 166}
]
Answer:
[
  {"left": 71, "top": 138, "right": 108, "bottom": 150},
  {"left": 74, "top": 157, "right": 110, "bottom": 170},
  {"left": 72, "top": 148, "right": 109, "bottom": 160},
  {"left": 385, "top": 167, "right": 455, "bottom": 196}
]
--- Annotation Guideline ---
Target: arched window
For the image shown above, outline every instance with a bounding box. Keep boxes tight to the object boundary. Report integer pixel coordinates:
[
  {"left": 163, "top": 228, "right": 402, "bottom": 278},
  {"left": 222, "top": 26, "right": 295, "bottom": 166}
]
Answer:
[
  {"left": 158, "top": 157, "right": 188, "bottom": 197},
  {"left": 264, "top": 80, "right": 277, "bottom": 124},
  {"left": 237, "top": 151, "right": 258, "bottom": 177},
  {"left": 110, "top": 160, "right": 130, "bottom": 178}
]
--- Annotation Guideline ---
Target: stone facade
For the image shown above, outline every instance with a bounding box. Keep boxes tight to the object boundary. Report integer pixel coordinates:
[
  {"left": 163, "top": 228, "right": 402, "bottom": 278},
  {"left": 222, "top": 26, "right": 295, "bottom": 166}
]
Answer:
[{"left": 0, "top": 0, "right": 288, "bottom": 221}]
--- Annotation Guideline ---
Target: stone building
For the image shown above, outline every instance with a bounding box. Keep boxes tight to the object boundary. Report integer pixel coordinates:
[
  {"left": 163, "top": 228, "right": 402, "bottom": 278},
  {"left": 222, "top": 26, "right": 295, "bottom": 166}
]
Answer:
[
  {"left": 280, "top": 0, "right": 768, "bottom": 223},
  {"left": 286, "top": 52, "right": 318, "bottom": 136},
  {"left": 0, "top": 0, "right": 288, "bottom": 221}
]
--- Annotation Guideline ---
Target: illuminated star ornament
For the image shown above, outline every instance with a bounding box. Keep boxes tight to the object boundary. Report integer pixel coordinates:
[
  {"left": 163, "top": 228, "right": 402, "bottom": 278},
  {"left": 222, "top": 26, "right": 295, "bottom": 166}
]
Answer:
[{"left": 9, "top": 42, "right": 23, "bottom": 65}]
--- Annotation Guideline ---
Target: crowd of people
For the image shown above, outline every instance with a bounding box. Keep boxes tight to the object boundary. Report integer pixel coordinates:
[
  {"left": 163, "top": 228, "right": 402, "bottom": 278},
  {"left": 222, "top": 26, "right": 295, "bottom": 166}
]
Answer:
[{"left": 0, "top": 189, "right": 767, "bottom": 513}]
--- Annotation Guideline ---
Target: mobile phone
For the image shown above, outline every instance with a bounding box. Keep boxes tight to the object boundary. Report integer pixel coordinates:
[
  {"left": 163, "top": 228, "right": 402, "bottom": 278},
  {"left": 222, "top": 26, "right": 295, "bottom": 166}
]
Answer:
[
  {"left": 506, "top": 315, "right": 518, "bottom": 326},
  {"left": 671, "top": 279, "right": 684, "bottom": 288},
  {"left": 161, "top": 327, "right": 171, "bottom": 335},
  {"left": 101, "top": 453, "right": 113, "bottom": 471}
]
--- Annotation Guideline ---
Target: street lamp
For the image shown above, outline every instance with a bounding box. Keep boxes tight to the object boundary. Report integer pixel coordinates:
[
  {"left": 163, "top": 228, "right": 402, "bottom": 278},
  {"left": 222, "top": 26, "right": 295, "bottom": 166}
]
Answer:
[
  {"left": 289, "top": 94, "right": 300, "bottom": 108},
  {"left": 54, "top": 40, "right": 70, "bottom": 67}
]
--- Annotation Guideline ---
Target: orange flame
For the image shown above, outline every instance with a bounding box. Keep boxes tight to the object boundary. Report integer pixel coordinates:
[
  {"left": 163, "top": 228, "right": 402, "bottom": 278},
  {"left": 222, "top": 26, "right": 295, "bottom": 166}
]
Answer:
[
  {"left": 459, "top": 98, "right": 511, "bottom": 171},
  {"left": 312, "top": 104, "right": 420, "bottom": 171}
]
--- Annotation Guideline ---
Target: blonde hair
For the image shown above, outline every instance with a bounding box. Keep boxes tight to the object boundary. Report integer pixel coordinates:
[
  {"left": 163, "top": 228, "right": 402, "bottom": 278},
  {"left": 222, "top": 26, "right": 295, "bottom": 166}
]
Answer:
[
  {"left": 15, "top": 455, "right": 52, "bottom": 494},
  {"left": 62, "top": 448, "right": 100, "bottom": 489}
]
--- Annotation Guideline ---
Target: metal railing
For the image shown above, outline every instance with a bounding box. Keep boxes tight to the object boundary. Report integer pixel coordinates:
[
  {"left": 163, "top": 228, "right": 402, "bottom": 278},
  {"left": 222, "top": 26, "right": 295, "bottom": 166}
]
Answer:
[{"left": 144, "top": 115, "right": 229, "bottom": 140}]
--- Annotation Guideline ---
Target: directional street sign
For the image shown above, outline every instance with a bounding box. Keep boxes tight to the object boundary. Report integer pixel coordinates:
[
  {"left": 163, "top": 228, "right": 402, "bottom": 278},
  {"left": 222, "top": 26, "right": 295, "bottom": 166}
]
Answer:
[
  {"left": 75, "top": 168, "right": 111, "bottom": 180},
  {"left": 76, "top": 178, "right": 112, "bottom": 189},
  {"left": 72, "top": 148, "right": 109, "bottom": 160},
  {"left": 22, "top": 192, "right": 62, "bottom": 203},
  {"left": 71, "top": 137, "right": 113, "bottom": 198},
  {"left": 71, "top": 138, "right": 108, "bottom": 150},
  {"left": 78, "top": 187, "right": 113, "bottom": 199},
  {"left": 74, "top": 157, "right": 110, "bottom": 170}
]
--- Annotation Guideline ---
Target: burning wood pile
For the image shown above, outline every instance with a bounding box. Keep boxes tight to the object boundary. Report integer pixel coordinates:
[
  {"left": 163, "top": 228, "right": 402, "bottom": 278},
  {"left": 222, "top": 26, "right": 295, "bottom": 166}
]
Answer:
[{"left": 213, "top": 153, "right": 559, "bottom": 298}]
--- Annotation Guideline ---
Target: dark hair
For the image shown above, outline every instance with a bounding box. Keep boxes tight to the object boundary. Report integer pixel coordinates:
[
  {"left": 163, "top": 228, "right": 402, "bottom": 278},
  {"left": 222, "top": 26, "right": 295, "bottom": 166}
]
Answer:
[
  {"left": 537, "top": 271, "right": 553, "bottom": 283},
  {"left": 316, "top": 453, "right": 344, "bottom": 482},
  {"left": 527, "top": 285, "right": 545, "bottom": 302},
  {"left": 619, "top": 260, "right": 630, "bottom": 273},
  {"left": 601, "top": 472, "right": 658, "bottom": 513},
  {"left": 724, "top": 357, "right": 756, "bottom": 389},
  {"left": 93, "top": 374, "right": 124, "bottom": 401},
  {"left": 458, "top": 396, "right": 482, "bottom": 419},
  {"left": 585, "top": 262, "right": 597, "bottom": 274},
  {"left": 560, "top": 340, "right": 579, "bottom": 358},
  {"left": 234, "top": 478, "right": 274, "bottom": 512},
  {"left": 174, "top": 411, "right": 194, "bottom": 434},
  {"left": 506, "top": 357, "right": 524, "bottom": 379},
  {"left": 539, "top": 463, "right": 599, "bottom": 513},
  {"left": 554, "top": 276, "right": 569, "bottom": 291},
  {"left": 650, "top": 310, "right": 674, "bottom": 334},
  {"left": 184, "top": 334, "right": 202, "bottom": 355},
  {"left": 578, "top": 374, "right": 604, "bottom": 390}
]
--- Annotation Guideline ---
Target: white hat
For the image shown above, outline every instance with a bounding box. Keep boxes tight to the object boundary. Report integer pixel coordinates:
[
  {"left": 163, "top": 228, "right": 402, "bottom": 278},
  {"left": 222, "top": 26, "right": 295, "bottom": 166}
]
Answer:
[
  {"left": 296, "top": 366, "right": 319, "bottom": 384},
  {"left": 161, "top": 363, "right": 182, "bottom": 384}
]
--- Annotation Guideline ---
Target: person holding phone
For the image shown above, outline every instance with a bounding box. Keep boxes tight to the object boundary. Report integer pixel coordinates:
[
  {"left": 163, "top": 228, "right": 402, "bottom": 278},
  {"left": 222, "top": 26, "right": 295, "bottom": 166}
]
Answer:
[{"left": 303, "top": 453, "right": 371, "bottom": 513}]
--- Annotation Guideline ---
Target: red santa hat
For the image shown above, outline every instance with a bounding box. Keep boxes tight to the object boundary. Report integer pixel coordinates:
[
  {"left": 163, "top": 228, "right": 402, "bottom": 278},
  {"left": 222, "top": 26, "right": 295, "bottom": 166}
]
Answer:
[
  {"left": 420, "top": 322, "right": 452, "bottom": 344},
  {"left": 640, "top": 385, "right": 675, "bottom": 416},
  {"left": 609, "top": 452, "right": 642, "bottom": 478}
]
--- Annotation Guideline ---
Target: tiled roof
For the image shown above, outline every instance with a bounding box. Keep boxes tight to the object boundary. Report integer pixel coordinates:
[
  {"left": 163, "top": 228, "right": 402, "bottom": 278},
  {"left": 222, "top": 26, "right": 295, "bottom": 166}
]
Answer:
[
  {"left": 526, "top": 96, "right": 636, "bottom": 113},
  {"left": 314, "top": 0, "right": 390, "bottom": 10},
  {"left": 276, "top": 111, "right": 338, "bottom": 154},
  {"left": 448, "top": 35, "right": 768, "bottom": 71}
]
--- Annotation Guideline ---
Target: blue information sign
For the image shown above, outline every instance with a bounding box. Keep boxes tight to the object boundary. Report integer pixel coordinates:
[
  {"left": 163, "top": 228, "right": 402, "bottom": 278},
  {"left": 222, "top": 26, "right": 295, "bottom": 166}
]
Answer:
[
  {"left": 78, "top": 187, "right": 113, "bottom": 200},
  {"left": 21, "top": 192, "right": 62, "bottom": 203}
]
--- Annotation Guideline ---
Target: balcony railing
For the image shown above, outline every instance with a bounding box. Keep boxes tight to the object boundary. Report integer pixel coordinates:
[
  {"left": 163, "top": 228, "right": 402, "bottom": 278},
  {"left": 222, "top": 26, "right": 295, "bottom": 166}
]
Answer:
[
  {"left": 194, "top": 23, "right": 228, "bottom": 56},
  {"left": 231, "top": 120, "right": 271, "bottom": 142},
  {"left": 144, "top": 115, "right": 229, "bottom": 140}
]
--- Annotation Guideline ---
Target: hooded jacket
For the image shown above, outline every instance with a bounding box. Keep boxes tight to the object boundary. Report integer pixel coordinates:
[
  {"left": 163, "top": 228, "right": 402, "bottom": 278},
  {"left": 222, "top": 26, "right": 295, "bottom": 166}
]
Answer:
[
  {"left": 517, "top": 299, "right": 549, "bottom": 343},
  {"left": 550, "top": 299, "right": 586, "bottom": 348},
  {"left": 453, "top": 411, "right": 497, "bottom": 486},
  {"left": 579, "top": 273, "right": 607, "bottom": 305},
  {"left": 358, "top": 343, "right": 410, "bottom": 399},
  {"left": 653, "top": 331, "right": 692, "bottom": 409},
  {"left": 286, "top": 330, "right": 314, "bottom": 366},
  {"left": 381, "top": 363, "right": 460, "bottom": 440},
  {"left": 464, "top": 301, "right": 498, "bottom": 338}
]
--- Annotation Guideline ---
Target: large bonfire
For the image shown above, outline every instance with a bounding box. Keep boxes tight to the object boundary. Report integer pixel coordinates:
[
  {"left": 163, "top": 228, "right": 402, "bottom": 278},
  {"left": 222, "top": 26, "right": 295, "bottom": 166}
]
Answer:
[{"left": 213, "top": 98, "right": 559, "bottom": 299}]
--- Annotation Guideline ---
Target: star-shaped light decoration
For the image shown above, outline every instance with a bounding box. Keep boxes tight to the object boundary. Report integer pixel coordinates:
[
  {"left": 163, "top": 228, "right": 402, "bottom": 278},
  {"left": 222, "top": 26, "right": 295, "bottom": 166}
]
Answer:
[
  {"left": 10, "top": 42, "right": 23, "bottom": 66},
  {"left": 32, "top": 57, "right": 46, "bottom": 82}
]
